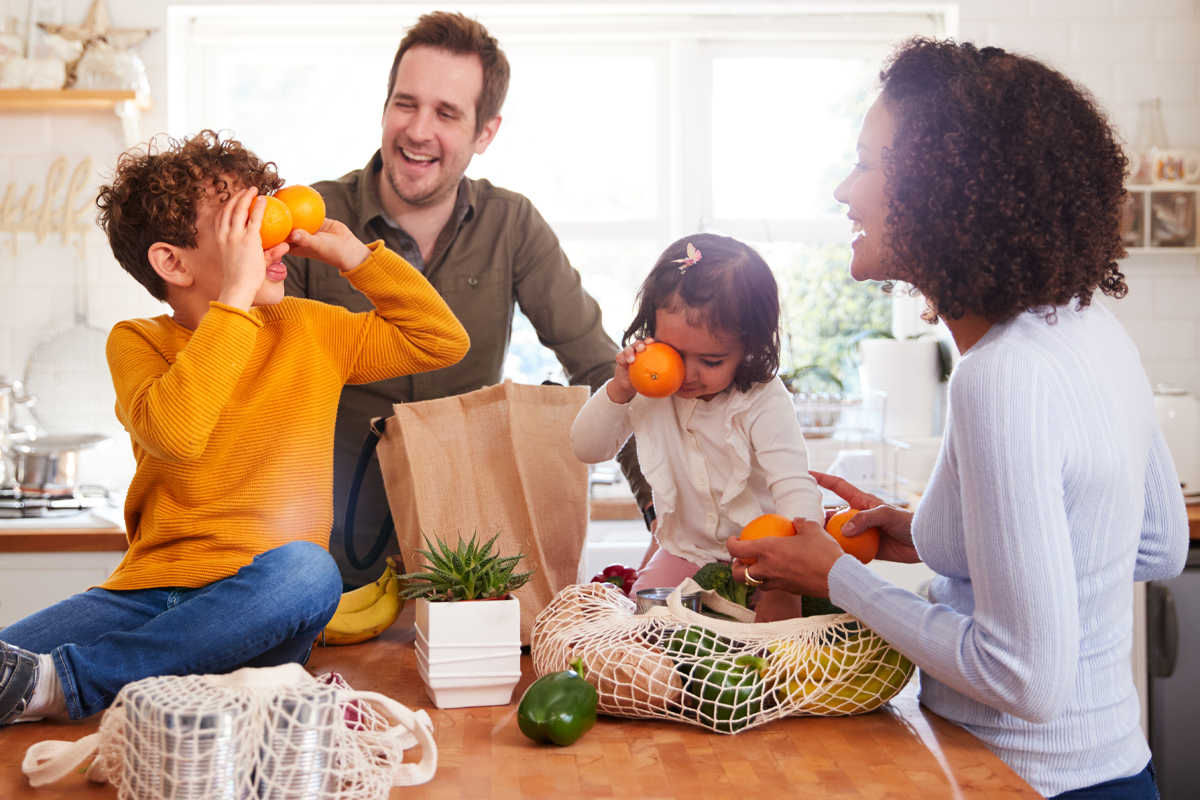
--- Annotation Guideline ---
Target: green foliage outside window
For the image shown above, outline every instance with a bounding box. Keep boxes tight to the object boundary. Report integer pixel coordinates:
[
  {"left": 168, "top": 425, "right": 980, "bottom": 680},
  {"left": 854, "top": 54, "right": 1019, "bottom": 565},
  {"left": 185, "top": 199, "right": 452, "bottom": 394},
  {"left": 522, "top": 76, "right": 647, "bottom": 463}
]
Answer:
[{"left": 762, "top": 241, "right": 893, "bottom": 394}]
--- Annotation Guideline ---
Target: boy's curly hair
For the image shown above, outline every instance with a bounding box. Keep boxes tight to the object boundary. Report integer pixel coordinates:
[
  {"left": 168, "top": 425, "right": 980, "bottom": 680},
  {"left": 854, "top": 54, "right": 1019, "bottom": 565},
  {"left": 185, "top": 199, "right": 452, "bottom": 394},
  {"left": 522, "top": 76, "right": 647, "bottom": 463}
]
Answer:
[
  {"left": 878, "top": 38, "right": 1128, "bottom": 322},
  {"left": 624, "top": 233, "right": 780, "bottom": 392},
  {"left": 96, "top": 130, "right": 283, "bottom": 301}
]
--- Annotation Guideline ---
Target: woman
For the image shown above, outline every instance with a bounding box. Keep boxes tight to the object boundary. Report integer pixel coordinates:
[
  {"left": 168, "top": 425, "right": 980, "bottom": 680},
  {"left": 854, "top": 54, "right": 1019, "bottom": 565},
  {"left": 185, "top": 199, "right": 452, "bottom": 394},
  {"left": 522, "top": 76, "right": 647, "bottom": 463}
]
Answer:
[{"left": 725, "top": 39, "right": 1189, "bottom": 799}]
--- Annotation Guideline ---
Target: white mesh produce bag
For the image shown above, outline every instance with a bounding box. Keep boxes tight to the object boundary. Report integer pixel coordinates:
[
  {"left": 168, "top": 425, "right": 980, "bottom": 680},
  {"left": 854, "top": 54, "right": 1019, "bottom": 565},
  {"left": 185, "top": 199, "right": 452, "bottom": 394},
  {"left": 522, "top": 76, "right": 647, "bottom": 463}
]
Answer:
[
  {"left": 531, "top": 579, "right": 915, "bottom": 734},
  {"left": 22, "top": 663, "right": 437, "bottom": 797}
]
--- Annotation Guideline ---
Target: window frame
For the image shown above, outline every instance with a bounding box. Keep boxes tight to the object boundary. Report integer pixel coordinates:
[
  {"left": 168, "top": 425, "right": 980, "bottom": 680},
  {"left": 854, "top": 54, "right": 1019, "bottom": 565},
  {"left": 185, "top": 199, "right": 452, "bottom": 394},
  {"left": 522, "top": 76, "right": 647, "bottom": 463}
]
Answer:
[{"left": 167, "top": 3, "right": 958, "bottom": 350}]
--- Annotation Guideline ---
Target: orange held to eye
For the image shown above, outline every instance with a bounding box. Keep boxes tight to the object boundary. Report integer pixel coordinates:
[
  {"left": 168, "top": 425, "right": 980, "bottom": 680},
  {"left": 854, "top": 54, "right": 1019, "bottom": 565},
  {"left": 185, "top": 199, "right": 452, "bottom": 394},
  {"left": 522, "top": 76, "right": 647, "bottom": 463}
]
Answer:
[
  {"left": 259, "top": 196, "right": 294, "bottom": 249},
  {"left": 825, "top": 508, "right": 880, "bottom": 564},
  {"left": 275, "top": 184, "right": 326, "bottom": 235},
  {"left": 736, "top": 513, "right": 796, "bottom": 565},
  {"left": 628, "top": 342, "right": 685, "bottom": 398}
]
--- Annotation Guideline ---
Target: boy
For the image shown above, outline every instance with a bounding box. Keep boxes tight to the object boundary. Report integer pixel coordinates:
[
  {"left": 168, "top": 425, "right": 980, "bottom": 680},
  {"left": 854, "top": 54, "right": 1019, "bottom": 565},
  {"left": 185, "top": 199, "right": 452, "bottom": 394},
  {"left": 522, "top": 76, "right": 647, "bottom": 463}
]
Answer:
[{"left": 0, "top": 131, "right": 469, "bottom": 725}]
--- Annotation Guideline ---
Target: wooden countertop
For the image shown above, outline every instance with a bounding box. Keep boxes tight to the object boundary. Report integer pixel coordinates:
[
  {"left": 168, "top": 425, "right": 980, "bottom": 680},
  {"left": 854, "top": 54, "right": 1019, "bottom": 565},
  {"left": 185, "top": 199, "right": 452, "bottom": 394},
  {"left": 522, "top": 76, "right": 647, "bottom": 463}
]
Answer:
[
  {"left": 1189, "top": 503, "right": 1200, "bottom": 539},
  {"left": 1, "top": 616, "right": 1039, "bottom": 799}
]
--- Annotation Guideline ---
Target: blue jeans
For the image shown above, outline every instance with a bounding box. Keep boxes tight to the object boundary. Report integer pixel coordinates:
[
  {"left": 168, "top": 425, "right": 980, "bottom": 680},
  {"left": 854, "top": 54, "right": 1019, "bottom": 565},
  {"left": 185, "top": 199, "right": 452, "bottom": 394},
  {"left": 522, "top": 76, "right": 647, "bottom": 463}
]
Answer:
[
  {"left": 1051, "top": 761, "right": 1159, "bottom": 799},
  {"left": 2, "top": 541, "right": 342, "bottom": 719}
]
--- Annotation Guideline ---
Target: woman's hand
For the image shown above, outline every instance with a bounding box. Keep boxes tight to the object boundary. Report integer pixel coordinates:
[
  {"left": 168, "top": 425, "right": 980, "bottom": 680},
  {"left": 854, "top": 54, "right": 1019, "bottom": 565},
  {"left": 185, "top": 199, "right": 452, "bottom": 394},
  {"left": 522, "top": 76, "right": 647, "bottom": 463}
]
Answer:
[
  {"left": 812, "top": 470, "right": 921, "bottom": 564},
  {"left": 286, "top": 218, "right": 371, "bottom": 273},
  {"left": 606, "top": 337, "right": 654, "bottom": 405},
  {"left": 726, "top": 518, "right": 843, "bottom": 597}
]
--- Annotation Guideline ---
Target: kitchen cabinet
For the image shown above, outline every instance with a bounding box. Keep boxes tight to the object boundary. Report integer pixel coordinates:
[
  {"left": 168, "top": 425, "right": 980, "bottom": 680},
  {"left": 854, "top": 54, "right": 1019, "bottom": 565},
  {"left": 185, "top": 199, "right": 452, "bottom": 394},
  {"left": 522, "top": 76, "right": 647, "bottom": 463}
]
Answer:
[
  {"left": 1121, "top": 186, "right": 1200, "bottom": 253},
  {"left": 0, "top": 521, "right": 127, "bottom": 627},
  {"left": 1147, "top": 541, "right": 1200, "bottom": 800}
]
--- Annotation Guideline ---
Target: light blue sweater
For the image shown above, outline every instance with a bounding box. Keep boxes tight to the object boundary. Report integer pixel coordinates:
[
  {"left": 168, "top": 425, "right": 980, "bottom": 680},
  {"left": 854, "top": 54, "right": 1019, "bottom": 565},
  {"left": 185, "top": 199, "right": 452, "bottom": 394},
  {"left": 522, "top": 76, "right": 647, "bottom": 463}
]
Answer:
[{"left": 828, "top": 301, "right": 1189, "bottom": 797}]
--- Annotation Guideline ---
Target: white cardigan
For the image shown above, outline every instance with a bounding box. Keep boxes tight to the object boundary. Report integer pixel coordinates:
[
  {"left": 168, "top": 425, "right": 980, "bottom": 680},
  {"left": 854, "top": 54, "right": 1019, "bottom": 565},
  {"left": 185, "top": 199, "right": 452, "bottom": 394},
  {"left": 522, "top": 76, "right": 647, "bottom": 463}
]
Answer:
[{"left": 571, "top": 377, "right": 824, "bottom": 565}]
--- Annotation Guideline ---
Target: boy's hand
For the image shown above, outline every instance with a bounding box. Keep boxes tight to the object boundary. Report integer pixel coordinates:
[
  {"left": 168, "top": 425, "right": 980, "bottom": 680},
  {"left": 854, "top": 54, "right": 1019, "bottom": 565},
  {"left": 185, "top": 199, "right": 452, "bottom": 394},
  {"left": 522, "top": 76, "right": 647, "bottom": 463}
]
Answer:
[
  {"left": 214, "top": 187, "right": 278, "bottom": 310},
  {"left": 607, "top": 337, "right": 655, "bottom": 404},
  {"left": 286, "top": 219, "right": 371, "bottom": 273}
]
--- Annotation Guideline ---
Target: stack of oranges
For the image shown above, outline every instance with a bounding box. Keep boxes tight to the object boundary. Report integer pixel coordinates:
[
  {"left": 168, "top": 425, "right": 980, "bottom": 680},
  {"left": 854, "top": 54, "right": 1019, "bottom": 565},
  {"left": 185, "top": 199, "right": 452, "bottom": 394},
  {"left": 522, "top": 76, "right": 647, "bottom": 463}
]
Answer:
[
  {"left": 734, "top": 509, "right": 880, "bottom": 566},
  {"left": 258, "top": 185, "right": 327, "bottom": 249}
]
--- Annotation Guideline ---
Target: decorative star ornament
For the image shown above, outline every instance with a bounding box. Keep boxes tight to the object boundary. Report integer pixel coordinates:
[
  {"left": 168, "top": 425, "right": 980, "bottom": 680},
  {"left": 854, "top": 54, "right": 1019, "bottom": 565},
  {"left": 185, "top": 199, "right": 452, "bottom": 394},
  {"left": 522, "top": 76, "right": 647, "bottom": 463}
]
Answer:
[{"left": 38, "top": 0, "right": 154, "bottom": 54}]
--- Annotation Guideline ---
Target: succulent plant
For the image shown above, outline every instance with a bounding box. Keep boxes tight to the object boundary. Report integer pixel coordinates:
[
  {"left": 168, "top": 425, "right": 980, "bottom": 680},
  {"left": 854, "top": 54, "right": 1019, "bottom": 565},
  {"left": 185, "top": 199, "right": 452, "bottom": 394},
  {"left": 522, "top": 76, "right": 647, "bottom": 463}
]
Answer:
[{"left": 399, "top": 530, "right": 534, "bottom": 601}]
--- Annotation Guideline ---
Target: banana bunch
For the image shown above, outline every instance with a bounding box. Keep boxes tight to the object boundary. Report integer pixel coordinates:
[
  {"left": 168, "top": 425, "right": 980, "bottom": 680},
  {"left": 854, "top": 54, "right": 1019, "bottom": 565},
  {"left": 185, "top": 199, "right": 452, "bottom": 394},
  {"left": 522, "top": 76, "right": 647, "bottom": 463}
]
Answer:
[{"left": 322, "top": 556, "right": 406, "bottom": 646}]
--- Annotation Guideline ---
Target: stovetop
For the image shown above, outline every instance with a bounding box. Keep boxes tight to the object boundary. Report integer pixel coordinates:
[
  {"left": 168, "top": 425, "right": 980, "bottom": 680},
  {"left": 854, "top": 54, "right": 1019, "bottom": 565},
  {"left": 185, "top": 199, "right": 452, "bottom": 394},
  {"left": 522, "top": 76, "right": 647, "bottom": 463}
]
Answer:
[{"left": 0, "top": 485, "right": 110, "bottom": 518}]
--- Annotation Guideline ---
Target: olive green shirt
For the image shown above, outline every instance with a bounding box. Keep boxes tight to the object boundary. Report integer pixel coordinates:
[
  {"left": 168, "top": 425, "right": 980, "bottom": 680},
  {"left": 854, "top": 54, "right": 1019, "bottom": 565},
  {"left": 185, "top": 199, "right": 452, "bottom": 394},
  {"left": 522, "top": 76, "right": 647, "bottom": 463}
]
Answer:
[{"left": 284, "top": 152, "right": 649, "bottom": 584}]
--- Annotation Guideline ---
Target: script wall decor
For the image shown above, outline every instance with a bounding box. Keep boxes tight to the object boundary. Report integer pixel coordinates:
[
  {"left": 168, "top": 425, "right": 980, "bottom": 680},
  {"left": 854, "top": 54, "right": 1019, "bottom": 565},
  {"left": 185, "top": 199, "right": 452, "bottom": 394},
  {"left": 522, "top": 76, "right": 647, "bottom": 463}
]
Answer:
[{"left": 0, "top": 157, "right": 94, "bottom": 254}]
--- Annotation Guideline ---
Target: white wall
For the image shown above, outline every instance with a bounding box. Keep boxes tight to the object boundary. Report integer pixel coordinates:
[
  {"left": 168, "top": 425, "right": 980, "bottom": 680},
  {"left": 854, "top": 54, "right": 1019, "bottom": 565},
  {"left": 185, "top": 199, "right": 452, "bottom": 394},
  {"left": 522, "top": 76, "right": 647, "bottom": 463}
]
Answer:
[{"left": 1, "top": 0, "right": 1199, "bottom": 490}]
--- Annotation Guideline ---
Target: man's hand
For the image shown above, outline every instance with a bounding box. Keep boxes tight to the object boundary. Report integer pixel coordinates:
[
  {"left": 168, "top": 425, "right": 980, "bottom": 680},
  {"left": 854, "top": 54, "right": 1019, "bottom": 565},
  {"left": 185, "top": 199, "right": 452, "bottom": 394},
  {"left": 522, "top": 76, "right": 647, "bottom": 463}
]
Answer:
[
  {"left": 216, "top": 187, "right": 279, "bottom": 310},
  {"left": 607, "top": 337, "right": 654, "bottom": 404},
  {"left": 726, "top": 517, "right": 843, "bottom": 597},
  {"left": 812, "top": 470, "right": 920, "bottom": 564},
  {"left": 287, "top": 219, "right": 371, "bottom": 273}
]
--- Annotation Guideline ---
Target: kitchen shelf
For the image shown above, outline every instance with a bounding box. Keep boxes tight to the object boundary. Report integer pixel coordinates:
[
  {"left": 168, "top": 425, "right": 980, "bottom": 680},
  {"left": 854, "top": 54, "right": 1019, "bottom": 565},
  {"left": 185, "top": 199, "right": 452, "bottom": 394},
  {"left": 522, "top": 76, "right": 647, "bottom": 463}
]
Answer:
[
  {"left": 0, "top": 88, "right": 150, "bottom": 111},
  {"left": 1122, "top": 184, "right": 1200, "bottom": 255},
  {"left": 0, "top": 89, "right": 152, "bottom": 147}
]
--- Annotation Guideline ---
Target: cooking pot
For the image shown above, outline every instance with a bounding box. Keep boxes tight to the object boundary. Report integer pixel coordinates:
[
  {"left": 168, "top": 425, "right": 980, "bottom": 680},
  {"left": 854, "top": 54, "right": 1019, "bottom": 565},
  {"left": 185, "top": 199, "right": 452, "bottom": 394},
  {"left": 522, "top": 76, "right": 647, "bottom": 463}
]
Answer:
[
  {"left": 0, "top": 377, "right": 35, "bottom": 436},
  {"left": 1153, "top": 384, "right": 1200, "bottom": 499},
  {"left": 9, "top": 433, "right": 111, "bottom": 497}
]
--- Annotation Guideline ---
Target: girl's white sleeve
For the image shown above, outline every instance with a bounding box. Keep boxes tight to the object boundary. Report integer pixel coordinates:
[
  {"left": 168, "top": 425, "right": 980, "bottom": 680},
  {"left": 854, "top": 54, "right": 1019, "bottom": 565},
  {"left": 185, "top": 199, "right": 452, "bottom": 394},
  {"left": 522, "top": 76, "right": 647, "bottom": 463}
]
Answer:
[
  {"left": 570, "top": 380, "right": 636, "bottom": 464},
  {"left": 748, "top": 382, "right": 825, "bottom": 523}
]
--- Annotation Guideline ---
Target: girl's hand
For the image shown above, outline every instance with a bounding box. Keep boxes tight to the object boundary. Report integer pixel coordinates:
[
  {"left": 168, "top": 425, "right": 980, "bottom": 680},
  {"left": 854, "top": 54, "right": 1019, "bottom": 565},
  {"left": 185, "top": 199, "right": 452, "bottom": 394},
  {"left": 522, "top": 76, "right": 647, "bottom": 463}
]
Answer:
[
  {"left": 607, "top": 337, "right": 655, "bottom": 404},
  {"left": 727, "top": 517, "right": 843, "bottom": 597},
  {"left": 216, "top": 187, "right": 273, "bottom": 310},
  {"left": 286, "top": 218, "right": 371, "bottom": 273},
  {"left": 811, "top": 470, "right": 920, "bottom": 564}
]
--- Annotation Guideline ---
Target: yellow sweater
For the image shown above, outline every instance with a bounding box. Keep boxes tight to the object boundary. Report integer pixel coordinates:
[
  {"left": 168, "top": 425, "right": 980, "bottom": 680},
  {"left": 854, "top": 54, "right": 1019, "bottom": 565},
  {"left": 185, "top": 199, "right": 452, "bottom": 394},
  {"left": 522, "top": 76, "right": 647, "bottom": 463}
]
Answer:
[{"left": 102, "top": 243, "right": 469, "bottom": 591}]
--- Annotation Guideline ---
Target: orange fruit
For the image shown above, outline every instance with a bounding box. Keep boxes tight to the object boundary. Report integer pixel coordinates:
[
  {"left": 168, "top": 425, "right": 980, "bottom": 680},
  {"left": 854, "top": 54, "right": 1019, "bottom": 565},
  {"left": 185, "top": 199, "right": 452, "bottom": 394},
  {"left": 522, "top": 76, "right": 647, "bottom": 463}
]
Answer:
[
  {"left": 275, "top": 184, "right": 326, "bottom": 235},
  {"left": 736, "top": 513, "right": 796, "bottom": 565},
  {"left": 825, "top": 508, "right": 880, "bottom": 564},
  {"left": 628, "top": 342, "right": 684, "bottom": 398},
  {"left": 259, "top": 196, "right": 293, "bottom": 249}
]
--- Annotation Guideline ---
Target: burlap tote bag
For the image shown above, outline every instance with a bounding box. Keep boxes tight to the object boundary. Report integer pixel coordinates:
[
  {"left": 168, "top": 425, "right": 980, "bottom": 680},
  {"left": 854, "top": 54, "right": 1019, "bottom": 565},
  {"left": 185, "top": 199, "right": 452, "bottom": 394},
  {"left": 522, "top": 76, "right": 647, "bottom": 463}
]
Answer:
[{"left": 376, "top": 380, "right": 591, "bottom": 644}]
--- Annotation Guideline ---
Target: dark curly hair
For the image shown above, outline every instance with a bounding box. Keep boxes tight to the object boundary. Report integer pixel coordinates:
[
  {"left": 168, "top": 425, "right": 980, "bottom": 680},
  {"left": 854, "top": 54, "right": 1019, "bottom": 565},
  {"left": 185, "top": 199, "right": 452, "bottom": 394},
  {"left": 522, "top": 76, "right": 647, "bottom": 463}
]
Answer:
[
  {"left": 96, "top": 130, "right": 283, "bottom": 301},
  {"left": 624, "top": 233, "right": 780, "bottom": 392},
  {"left": 877, "top": 38, "right": 1128, "bottom": 322}
]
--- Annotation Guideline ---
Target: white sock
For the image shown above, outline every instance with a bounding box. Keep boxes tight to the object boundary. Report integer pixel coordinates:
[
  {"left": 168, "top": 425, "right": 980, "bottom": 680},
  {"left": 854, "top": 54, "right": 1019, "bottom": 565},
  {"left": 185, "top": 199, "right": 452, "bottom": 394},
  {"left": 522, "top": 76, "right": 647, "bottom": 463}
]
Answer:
[{"left": 16, "top": 653, "right": 66, "bottom": 721}]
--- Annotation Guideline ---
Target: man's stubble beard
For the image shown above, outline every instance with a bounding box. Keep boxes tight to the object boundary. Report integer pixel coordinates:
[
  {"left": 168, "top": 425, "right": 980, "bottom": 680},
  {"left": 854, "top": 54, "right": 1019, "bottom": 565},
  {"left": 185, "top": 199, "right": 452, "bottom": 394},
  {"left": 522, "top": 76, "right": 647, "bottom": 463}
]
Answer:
[{"left": 382, "top": 157, "right": 460, "bottom": 210}]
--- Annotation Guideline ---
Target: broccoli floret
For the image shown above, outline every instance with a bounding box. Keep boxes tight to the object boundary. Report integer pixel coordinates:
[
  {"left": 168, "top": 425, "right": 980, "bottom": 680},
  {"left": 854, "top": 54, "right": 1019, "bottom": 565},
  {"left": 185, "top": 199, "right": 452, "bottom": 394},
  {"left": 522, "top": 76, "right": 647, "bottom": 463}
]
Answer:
[{"left": 692, "top": 561, "right": 750, "bottom": 608}]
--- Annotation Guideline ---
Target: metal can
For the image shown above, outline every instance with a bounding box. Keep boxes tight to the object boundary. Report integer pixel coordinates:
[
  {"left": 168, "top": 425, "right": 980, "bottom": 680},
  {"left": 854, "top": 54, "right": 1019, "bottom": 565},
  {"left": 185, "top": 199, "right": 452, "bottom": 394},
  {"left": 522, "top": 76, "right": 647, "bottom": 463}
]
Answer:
[
  {"left": 257, "top": 691, "right": 337, "bottom": 799},
  {"left": 635, "top": 587, "right": 701, "bottom": 614},
  {"left": 124, "top": 688, "right": 248, "bottom": 800}
]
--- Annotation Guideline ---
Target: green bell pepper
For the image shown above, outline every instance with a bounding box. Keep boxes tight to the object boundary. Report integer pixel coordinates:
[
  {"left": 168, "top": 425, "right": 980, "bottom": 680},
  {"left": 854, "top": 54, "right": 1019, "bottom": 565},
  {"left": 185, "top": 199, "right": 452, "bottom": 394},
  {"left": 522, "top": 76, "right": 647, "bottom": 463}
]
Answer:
[
  {"left": 517, "top": 657, "right": 598, "bottom": 746},
  {"left": 662, "top": 626, "right": 734, "bottom": 662},
  {"left": 684, "top": 653, "right": 768, "bottom": 734}
]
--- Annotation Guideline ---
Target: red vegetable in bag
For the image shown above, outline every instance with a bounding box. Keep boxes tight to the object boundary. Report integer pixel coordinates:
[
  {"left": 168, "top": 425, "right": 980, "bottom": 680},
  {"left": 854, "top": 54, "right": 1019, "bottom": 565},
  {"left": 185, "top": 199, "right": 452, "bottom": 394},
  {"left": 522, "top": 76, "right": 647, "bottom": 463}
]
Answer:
[{"left": 591, "top": 564, "right": 638, "bottom": 596}]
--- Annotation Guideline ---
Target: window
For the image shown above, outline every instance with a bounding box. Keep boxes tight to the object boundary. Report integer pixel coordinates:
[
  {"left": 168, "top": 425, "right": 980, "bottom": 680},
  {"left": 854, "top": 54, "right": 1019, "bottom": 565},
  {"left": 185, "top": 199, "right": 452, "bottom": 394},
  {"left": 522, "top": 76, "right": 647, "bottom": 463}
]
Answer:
[{"left": 169, "top": 4, "right": 954, "bottom": 388}]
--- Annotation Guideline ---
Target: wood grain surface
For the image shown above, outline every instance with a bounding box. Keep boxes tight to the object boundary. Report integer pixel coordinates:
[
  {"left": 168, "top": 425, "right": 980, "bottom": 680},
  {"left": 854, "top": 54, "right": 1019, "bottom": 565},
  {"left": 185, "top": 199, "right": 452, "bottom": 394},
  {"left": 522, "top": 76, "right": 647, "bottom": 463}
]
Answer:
[{"left": 1, "top": 609, "right": 1040, "bottom": 800}]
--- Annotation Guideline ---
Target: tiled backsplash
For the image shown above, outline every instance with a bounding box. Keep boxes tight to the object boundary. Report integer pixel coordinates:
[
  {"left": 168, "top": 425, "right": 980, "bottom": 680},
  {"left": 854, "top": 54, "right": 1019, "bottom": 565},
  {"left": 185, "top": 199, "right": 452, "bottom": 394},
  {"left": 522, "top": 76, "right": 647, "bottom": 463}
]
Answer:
[{"left": 1, "top": 0, "right": 1198, "bottom": 492}]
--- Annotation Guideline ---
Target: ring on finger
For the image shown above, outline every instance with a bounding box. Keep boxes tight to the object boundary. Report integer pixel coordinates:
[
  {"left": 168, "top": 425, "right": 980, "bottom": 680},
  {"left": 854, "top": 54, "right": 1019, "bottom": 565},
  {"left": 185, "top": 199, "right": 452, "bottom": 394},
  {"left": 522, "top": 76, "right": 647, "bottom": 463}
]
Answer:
[{"left": 743, "top": 569, "right": 763, "bottom": 588}]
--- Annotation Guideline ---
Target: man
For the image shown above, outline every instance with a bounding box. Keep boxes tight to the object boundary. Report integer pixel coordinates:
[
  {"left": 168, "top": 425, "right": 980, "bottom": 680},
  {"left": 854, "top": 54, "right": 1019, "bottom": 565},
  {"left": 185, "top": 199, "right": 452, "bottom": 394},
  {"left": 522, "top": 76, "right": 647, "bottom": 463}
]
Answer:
[{"left": 284, "top": 11, "right": 651, "bottom": 587}]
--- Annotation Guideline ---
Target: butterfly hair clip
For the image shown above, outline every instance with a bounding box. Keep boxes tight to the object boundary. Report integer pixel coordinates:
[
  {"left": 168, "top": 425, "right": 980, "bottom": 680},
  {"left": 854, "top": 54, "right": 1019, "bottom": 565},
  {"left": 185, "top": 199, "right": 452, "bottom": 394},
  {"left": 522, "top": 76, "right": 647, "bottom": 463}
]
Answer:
[{"left": 672, "top": 243, "right": 702, "bottom": 274}]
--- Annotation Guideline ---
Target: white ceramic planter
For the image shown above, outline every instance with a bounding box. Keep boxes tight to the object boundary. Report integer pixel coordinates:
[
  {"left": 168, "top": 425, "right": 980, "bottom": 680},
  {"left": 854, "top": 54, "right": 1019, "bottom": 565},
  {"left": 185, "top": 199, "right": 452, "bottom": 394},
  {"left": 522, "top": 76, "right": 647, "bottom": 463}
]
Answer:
[
  {"left": 858, "top": 338, "right": 940, "bottom": 437},
  {"left": 414, "top": 596, "right": 522, "bottom": 709}
]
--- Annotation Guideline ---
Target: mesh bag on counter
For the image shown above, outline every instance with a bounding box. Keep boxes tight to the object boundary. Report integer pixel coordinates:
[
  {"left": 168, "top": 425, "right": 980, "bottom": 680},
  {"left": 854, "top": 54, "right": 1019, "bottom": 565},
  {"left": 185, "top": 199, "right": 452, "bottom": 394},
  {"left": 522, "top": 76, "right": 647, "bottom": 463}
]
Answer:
[
  {"left": 531, "top": 578, "right": 915, "bottom": 734},
  {"left": 22, "top": 663, "right": 437, "bottom": 798}
]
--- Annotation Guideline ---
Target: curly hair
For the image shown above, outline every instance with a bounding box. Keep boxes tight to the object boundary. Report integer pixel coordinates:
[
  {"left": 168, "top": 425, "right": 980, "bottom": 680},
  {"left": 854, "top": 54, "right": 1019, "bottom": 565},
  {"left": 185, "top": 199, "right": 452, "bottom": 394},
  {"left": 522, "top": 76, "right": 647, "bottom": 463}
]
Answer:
[
  {"left": 95, "top": 130, "right": 283, "bottom": 301},
  {"left": 624, "top": 233, "right": 780, "bottom": 392},
  {"left": 877, "top": 38, "right": 1128, "bottom": 322}
]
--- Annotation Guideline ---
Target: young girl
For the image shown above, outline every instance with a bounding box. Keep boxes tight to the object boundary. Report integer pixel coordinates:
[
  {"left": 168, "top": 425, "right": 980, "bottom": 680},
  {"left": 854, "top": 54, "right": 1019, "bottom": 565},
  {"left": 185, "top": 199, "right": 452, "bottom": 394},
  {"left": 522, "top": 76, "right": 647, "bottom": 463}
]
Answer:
[{"left": 570, "top": 233, "right": 823, "bottom": 620}]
